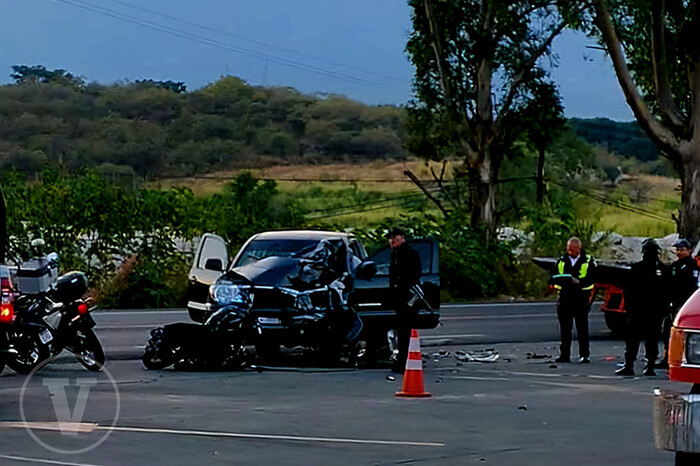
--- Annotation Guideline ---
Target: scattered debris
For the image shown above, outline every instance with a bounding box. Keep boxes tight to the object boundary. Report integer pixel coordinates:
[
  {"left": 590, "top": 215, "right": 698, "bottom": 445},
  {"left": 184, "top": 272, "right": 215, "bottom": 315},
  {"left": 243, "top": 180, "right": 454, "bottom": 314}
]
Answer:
[
  {"left": 435, "top": 378, "right": 442, "bottom": 383},
  {"left": 431, "top": 350, "right": 451, "bottom": 358},
  {"left": 549, "top": 364, "right": 558, "bottom": 369},
  {"left": 386, "top": 375, "right": 396, "bottom": 382},
  {"left": 479, "top": 458, "right": 487, "bottom": 462},
  {"left": 454, "top": 349, "right": 500, "bottom": 363},
  {"left": 518, "top": 405, "right": 527, "bottom": 411},
  {"left": 527, "top": 352, "right": 551, "bottom": 360}
]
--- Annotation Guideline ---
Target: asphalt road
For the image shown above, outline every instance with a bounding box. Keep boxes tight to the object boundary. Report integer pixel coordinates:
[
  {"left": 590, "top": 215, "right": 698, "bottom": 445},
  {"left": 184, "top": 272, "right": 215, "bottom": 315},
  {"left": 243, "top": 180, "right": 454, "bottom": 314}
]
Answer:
[
  {"left": 0, "top": 302, "right": 687, "bottom": 466},
  {"left": 89, "top": 301, "right": 610, "bottom": 359}
]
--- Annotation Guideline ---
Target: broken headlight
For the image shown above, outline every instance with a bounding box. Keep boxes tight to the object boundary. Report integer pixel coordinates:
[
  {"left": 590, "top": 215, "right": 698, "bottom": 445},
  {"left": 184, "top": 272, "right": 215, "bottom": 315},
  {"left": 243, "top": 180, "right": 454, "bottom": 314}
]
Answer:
[{"left": 210, "top": 284, "right": 253, "bottom": 306}]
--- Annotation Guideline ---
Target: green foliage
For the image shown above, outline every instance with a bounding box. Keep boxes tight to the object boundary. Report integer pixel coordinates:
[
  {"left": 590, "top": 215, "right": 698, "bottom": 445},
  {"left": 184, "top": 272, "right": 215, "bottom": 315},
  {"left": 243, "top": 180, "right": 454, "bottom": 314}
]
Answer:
[
  {"left": 0, "top": 66, "right": 409, "bottom": 177},
  {"left": 1, "top": 171, "right": 299, "bottom": 308}
]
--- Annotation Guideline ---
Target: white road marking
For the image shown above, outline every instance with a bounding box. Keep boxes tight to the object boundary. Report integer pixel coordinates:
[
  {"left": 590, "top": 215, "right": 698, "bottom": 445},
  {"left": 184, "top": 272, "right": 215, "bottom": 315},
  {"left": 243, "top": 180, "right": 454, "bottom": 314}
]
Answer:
[
  {"left": 0, "top": 454, "right": 106, "bottom": 466},
  {"left": 441, "top": 313, "right": 556, "bottom": 321},
  {"left": 96, "top": 310, "right": 186, "bottom": 316},
  {"left": 97, "top": 325, "right": 154, "bottom": 330},
  {"left": 421, "top": 334, "right": 486, "bottom": 340},
  {"left": 447, "top": 376, "right": 510, "bottom": 381},
  {"left": 106, "top": 425, "right": 445, "bottom": 447},
  {"left": 506, "top": 371, "right": 563, "bottom": 378},
  {"left": 1, "top": 422, "right": 444, "bottom": 448},
  {"left": 441, "top": 302, "right": 553, "bottom": 308}
]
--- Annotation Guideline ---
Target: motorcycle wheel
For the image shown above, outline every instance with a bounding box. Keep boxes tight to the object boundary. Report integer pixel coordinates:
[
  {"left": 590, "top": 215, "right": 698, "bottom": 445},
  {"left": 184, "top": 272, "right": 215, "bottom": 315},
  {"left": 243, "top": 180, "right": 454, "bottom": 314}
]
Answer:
[
  {"left": 142, "top": 345, "right": 176, "bottom": 370},
  {"left": 71, "top": 329, "right": 105, "bottom": 372},
  {"left": 7, "top": 333, "right": 49, "bottom": 374}
]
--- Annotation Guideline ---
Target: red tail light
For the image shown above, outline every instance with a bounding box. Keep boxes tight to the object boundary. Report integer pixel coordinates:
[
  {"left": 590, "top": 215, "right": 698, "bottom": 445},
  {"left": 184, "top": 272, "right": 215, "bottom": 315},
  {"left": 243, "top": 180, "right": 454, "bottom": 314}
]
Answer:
[
  {"left": 77, "top": 303, "right": 89, "bottom": 315},
  {"left": 0, "top": 277, "right": 12, "bottom": 292},
  {"left": 0, "top": 302, "right": 14, "bottom": 324}
]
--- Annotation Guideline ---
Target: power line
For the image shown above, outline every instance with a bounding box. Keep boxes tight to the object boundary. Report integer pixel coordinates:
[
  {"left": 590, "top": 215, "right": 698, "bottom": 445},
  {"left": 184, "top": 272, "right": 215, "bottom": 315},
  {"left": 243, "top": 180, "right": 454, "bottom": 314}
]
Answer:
[
  {"left": 53, "top": 0, "right": 391, "bottom": 88},
  {"left": 551, "top": 181, "right": 673, "bottom": 223},
  {"left": 147, "top": 175, "right": 420, "bottom": 183},
  {"left": 101, "top": 0, "right": 407, "bottom": 85}
]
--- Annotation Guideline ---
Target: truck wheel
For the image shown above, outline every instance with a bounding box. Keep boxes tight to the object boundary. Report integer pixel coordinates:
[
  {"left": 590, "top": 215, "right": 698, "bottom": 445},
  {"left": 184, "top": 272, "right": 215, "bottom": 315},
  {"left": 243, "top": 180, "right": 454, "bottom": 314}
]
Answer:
[
  {"left": 604, "top": 312, "right": 627, "bottom": 336},
  {"left": 675, "top": 452, "right": 700, "bottom": 465}
]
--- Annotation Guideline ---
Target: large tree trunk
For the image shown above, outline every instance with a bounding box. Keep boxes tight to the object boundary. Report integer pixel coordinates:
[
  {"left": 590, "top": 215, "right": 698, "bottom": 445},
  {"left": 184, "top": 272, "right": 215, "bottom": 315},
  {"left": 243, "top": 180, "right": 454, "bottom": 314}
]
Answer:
[
  {"left": 468, "top": 156, "right": 497, "bottom": 240},
  {"left": 679, "top": 154, "right": 700, "bottom": 242}
]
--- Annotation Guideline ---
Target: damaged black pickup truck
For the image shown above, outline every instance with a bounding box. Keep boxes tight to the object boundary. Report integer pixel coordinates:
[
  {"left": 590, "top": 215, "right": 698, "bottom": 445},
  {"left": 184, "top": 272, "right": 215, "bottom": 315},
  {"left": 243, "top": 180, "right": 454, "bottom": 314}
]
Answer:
[{"left": 186, "top": 230, "right": 440, "bottom": 359}]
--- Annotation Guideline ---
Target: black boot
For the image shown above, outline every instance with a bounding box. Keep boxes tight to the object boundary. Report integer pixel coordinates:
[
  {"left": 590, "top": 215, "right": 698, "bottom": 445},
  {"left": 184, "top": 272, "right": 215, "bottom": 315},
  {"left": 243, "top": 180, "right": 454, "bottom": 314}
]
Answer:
[
  {"left": 643, "top": 365, "right": 656, "bottom": 377},
  {"left": 615, "top": 365, "right": 635, "bottom": 376}
]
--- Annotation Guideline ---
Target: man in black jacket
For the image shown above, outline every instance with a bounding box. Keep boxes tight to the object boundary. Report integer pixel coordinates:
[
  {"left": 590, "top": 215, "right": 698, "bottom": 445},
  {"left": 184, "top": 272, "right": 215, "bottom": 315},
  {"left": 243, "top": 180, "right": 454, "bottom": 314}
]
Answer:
[
  {"left": 550, "top": 237, "right": 597, "bottom": 363},
  {"left": 659, "top": 238, "right": 700, "bottom": 368},
  {"left": 387, "top": 227, "right": 422, "bottom": 373},
  {"left": 616, "top": 239, "right": 670, "bottom": 376}
]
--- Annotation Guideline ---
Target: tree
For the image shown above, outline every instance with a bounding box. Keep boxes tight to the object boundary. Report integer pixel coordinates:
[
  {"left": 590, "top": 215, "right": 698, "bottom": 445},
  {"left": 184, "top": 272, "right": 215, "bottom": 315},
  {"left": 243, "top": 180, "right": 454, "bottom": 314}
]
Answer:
[
  {"left": 405, "top": 0, "right": 576, "bottom": 237},
  {"left": 520, "top": 82, "right": 567, "bottom": 204},
  {"left": 588, "top": 1, "right": 700, "bottom": 240},
  {"left": 10, "top": 65, "right": 84, "bottom": 87}
]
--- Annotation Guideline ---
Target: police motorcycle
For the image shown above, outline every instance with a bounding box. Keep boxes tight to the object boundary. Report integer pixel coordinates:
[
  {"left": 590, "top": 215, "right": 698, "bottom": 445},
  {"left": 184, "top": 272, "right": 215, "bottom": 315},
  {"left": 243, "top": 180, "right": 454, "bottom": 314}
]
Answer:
[
  {"left": 142, "top": 240, "right": 374, "bottom": 370},
  {"left": 6, "top": 239, "right": 104, "bottom": 374}
]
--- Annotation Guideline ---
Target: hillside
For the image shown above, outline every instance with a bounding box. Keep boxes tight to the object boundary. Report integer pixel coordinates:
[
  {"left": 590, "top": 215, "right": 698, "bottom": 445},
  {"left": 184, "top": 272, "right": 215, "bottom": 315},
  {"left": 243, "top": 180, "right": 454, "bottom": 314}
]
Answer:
[
  {"left": 0, "top": 65, "right": 667, "bottom": 180},
  {"left": 0, "top": 66, "right": 406, "bottom": 178},
  {"left": 570, "top": 117, "right": 660, "bottom": 162}
]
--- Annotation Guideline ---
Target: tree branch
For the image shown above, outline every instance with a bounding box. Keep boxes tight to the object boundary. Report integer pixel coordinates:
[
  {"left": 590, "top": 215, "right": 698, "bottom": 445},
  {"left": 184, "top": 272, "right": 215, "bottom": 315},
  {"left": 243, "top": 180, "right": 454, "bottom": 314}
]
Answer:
[
  {"left": 404, "top": 169, "right": 450, "bottom": 217},
  {"left": 423, "top": 0, "right": 452, "bottom": 107},
  {"left": 494, "top": 21, "right": 567, "bottom": 133},
  {"left": 593, "top": 0, "right": 681, "bottom": 157},
  {"left": 651, "top": 0, "right": 687, "bottom": 130},
  {"left": 430, "top": 160, "right": 459, "bottom": 209}
]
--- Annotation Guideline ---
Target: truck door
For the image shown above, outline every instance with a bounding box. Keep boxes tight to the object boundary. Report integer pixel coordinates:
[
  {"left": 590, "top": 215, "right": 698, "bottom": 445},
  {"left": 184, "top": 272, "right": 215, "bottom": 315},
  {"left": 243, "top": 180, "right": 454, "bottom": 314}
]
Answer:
[
  {"left": 187, "top": 233, "right": 228, "bottom": 322},
  {"left": 351, "top": 238, "right": 440, "bottom": 330}
]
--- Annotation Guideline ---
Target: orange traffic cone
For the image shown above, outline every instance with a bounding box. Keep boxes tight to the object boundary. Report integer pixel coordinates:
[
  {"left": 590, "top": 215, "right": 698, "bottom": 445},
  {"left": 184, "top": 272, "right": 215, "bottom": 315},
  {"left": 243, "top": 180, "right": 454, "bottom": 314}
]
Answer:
[{"left": 396, "top": 329, "right": 431, "bottom": 398}]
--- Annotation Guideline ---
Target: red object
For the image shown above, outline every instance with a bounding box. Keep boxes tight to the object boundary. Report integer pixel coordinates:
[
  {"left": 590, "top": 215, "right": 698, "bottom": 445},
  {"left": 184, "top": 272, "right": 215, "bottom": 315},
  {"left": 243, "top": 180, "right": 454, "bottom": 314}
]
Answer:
[
  {"left": 77, "top": 303, "right": 89, "bottom": 315},
  {"left": 0, "top": 302, "right": 14, "bottom": 324},
  {"left": 597, "top": 284, "right": 626, "bottom": 313},
  {"left": 396, "top": 329, "right": 431, "bottom": 398},
  {"left": 669, "top": 289, "right": 700, "bottom": 384}
]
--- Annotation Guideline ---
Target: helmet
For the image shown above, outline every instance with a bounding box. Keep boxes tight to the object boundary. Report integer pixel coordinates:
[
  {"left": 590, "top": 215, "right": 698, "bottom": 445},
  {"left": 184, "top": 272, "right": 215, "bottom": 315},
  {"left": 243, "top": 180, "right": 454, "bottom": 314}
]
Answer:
[{"left": 642, "top": 238, "right": 661, "bottom": 254}]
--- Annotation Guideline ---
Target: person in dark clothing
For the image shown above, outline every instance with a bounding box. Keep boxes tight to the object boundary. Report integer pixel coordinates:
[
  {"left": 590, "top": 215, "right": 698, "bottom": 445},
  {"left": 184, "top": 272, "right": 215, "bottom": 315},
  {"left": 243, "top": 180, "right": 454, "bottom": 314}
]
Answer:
[
  {"left": 659, "top": 238, "right": 700, "bottom": 368},
  {"left": 616, "top": 238, "right": 670, "bottom": 377},
  {"left": 550, "top": 237, "right": 597, "bottom": 363},
  {"left": 387, "top": 227, "right": 422, "bottom": 373}
]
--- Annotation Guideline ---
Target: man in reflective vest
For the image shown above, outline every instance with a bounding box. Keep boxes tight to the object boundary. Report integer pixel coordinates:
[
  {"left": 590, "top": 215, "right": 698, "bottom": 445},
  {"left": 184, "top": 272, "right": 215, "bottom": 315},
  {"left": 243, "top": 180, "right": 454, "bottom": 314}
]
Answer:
[{"left": 550, "top": 237, "right": 597, "bottom": 363}]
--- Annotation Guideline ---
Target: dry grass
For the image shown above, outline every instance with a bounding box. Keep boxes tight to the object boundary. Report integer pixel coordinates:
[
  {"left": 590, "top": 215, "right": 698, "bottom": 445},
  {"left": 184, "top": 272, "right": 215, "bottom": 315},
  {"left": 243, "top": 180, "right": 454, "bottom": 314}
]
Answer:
[{"left": 145, "top": 159, "right": 459, "bottom": 196}]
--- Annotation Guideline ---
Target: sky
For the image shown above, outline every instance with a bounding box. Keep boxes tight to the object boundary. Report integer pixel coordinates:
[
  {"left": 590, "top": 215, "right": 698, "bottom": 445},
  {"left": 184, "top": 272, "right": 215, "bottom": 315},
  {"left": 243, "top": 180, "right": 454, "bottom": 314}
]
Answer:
[{"left": 0, "top": 0, "right": 634, "bottom": 121}]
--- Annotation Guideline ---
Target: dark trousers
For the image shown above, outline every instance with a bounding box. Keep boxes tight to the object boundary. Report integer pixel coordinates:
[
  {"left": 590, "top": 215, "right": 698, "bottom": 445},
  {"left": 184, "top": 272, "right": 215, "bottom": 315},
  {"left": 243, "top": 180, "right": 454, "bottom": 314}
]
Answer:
[
  {"left": 661, "top": 310, "right": 678, "bottom": 359},
  {"left": 625, "top": 316, "right": 662, "bottom": 367},
  {"left": 557, "top": 297, "right": 591, "bottom": 359},
  {"left": 394, "top": 294, "right": 417, "bottom": 371}
]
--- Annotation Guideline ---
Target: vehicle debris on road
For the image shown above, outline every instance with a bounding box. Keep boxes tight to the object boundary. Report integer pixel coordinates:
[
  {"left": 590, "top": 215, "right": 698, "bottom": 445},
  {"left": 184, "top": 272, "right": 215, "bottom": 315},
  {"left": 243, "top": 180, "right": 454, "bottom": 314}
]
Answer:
[{"left": 454, "top": 349, "right": 499, "bottom": 363}]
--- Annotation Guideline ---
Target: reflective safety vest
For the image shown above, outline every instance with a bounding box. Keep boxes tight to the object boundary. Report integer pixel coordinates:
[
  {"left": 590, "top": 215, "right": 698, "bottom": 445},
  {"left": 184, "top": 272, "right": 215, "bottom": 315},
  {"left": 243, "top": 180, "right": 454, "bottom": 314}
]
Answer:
[{"left": 553, "top": 255, "right": 595, "bottom": 291}]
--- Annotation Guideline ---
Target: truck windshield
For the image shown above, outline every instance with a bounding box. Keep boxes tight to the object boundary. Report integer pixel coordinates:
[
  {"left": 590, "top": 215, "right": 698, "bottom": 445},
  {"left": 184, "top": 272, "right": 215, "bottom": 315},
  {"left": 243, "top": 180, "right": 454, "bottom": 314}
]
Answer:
[{"left": 234, "top": 239, "right": 321, "bottom": 267}]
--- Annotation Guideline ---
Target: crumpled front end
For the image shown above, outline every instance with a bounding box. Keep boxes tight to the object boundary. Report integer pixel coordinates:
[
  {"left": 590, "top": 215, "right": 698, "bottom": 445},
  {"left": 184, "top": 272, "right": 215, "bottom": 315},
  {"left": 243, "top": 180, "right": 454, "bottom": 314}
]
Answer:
[{"left": 654, "top": 389, "right": 700, "bottom": 453}]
